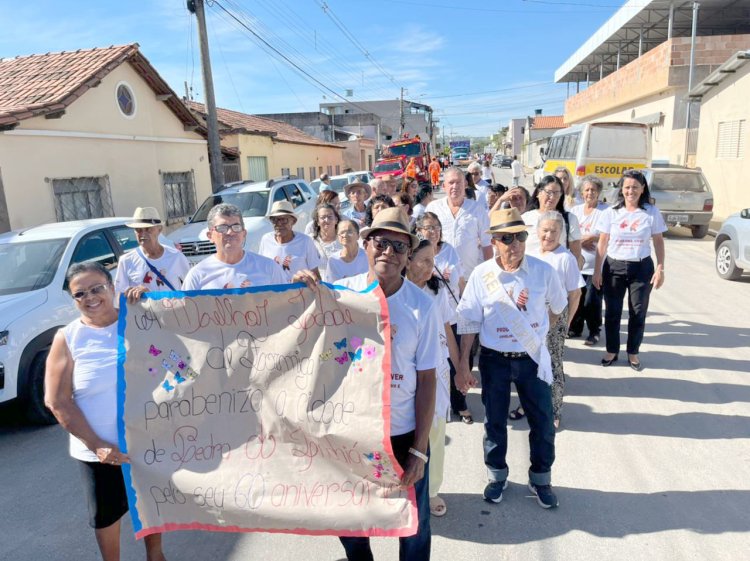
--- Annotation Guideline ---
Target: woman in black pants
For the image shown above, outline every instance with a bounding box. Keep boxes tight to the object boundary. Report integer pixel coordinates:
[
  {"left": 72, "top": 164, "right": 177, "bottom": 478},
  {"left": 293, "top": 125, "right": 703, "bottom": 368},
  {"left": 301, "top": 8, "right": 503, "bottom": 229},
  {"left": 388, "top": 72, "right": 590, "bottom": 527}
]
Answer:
[{"left": 593, "top": 170, "right": 666, "bottom": 371}]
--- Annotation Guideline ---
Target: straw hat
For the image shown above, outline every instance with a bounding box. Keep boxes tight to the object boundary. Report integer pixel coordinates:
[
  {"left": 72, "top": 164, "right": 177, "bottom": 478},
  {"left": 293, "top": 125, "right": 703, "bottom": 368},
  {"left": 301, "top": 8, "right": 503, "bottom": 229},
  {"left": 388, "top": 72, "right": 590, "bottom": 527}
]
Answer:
[
  {"left": 344, "top": 181, "right": 371, "bottom": 199},
  {"left": 360, "top": 207, "right": 419, "bottom": 249},
  {"left": 486, "top": 208, "right": 530, "bottom": 234},
  {"left": 267, "top": 200, "right": 298, "bottom": 222},
  {"left": 126, "top": 207, "right": 162, "bottom": 229}
]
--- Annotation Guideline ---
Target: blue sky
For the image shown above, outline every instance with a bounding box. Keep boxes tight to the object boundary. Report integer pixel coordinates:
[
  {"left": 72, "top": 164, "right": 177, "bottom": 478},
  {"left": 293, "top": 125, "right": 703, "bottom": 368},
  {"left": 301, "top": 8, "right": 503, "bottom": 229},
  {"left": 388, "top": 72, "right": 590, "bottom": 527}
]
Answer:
[{"left": 1, "top": 0, "right": 621, "bottom": 137}]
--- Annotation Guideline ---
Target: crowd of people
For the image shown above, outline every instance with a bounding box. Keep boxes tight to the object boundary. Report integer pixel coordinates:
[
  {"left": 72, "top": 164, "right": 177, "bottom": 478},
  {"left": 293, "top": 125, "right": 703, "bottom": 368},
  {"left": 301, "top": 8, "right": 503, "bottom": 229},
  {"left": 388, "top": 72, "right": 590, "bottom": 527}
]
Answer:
[{"left": 44, "top": 162, "right": 667, "bottom": 561}]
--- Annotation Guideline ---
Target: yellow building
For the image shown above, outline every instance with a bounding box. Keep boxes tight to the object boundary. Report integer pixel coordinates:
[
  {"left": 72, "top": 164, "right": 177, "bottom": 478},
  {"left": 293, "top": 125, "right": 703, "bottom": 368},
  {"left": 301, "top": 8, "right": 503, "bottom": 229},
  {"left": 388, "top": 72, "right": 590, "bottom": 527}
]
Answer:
[
  {"left": 0, "top": 44, "right": 212, "bottom": 233},
  {"left": 188, "top": 102, "right": 345, "bottom": 184}
]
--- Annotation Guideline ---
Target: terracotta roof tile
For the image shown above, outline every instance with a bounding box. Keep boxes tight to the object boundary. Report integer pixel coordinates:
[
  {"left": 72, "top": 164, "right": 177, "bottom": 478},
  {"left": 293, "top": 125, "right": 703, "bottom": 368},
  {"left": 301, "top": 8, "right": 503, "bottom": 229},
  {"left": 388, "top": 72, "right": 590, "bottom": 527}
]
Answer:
[
  {"left": 531, "top": 115, "right": 566, "bottom": 129},
  {"left": 0, "top": 44, "right": 199, "bottom": 130},
  {"left": 188, "top": 101, "right": 342, "bottom": 149}
]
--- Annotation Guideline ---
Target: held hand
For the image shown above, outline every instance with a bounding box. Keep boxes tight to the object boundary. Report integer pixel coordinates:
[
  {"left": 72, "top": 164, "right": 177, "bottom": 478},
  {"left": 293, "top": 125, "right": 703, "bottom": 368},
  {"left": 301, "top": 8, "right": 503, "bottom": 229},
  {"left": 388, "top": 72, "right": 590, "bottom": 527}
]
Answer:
[
  {"left": 291, "top": 269, "right": 320, "bottom": 287},
  {"left": 592, "top": 271, "right": 602, "bottom": 290},
  {"left": 582, "top": 237, "right": 597, "bottom": 251},
  {"left": 651, "top": 268, "right": 665, "bottom": 289},
  {"left": 400, "top": 453, "right": 425, "bottom": 489},
  {"left": 124, "top": 285, "right": 149, "bottom": 304},
  {"left": 95, "top": 444, "right": 130, "bottom": 466},
  {"left": 455, "top": 363, "right": 477, "bottom": 394}
]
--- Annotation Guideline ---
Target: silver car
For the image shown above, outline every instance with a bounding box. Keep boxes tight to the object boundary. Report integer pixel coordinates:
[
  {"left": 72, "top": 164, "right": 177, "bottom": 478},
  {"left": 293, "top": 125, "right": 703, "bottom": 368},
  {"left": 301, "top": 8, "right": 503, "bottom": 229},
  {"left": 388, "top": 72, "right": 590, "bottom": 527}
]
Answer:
[{"left": 715, "top": 208, "right": 750, "bottom": 281}]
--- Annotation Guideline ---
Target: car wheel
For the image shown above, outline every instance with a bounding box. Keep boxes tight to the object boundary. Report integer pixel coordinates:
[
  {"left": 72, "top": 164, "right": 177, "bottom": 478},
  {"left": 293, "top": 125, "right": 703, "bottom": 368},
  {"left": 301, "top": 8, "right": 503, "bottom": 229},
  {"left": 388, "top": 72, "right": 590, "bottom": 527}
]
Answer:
[
  {"left": 22, "top": 350, "right": 57, "bottom": 425},
  {"left": 691, "top": 225, "right": 709, "bottom": 239},
  {"left": 716, "top": 240, "right": 743, "bottom": 281}
]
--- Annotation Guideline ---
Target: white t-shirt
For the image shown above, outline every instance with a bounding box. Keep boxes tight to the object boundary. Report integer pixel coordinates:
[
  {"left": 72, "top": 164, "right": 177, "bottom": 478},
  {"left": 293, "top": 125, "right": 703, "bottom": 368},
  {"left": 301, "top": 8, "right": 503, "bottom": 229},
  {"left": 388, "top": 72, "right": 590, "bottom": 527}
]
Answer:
[
  {"left": 181, "top": 251, "right": 286, "bottom": 290},
  {"left": 434, "top": 242, "right": 464, "bottom": 313},
  {"left": 258, "top": 232, "right": 321, "bottom": 282},
  {"left": 481, "top": 167, "right": 493, "bottom": 182},
  {"left": 596, "top": 204, "right": 667, "bottom": 261},
  {"left": 523, "top": 209, "right": 582, "bottom": 256},
  {"left": 324, "top": 248, "right": 368, "bottom": 283},
  {"left": 457, "top": 256, "right": 567, "bottom": 353},
  {"left": 570, "top": 202, "right": 608, "bottom": 275},
  {"left": 421, "top": 285, "right": 453, "bottom": 420},
  {"left": 511, "top": 160, "right": 523, "bottom": 178},
  {"left": 532, "top": 245, "right": 585, "bottom": 294},
  {"left": 63, "top": 319, "right": 119, "bottom": 462},
  {"left": 114, "top": 246, "right": 190, "bottom": 294},
  {"left": 338, "top": 274, "right": 441, "bottom": 436},
  {"left": 313, "top": 237, "right": 343, "bottom": 277},
  {"left": 425, "top": 197, "right": 491, "bottom": 280}
]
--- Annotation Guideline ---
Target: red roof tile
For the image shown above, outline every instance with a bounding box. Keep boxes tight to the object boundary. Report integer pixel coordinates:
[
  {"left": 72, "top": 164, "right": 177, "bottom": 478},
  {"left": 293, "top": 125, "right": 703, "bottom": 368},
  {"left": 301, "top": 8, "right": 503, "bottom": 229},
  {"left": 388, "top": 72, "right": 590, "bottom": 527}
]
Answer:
[
  {"left": 188, "top": 101, "right": 342, "bottom": 149},
  {"left": 531, "top": 115, "right": 566, "bottom": 129},
  {"left": 0, "top": 44, "right": 199, "bottom": 129}
]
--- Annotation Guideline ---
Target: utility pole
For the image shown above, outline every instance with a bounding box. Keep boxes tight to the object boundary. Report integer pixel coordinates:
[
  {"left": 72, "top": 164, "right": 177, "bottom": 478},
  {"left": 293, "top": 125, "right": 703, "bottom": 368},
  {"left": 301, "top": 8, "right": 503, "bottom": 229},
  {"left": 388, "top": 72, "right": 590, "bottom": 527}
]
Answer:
[
  {"left": 188, "top": 0, "right": 225, "bottom": 192},
  {"left": 399, "top": 87, "right": 405, "bottom": 137},
  {"left": 683, "top": 1, "right": 700, "bottom": 166}
]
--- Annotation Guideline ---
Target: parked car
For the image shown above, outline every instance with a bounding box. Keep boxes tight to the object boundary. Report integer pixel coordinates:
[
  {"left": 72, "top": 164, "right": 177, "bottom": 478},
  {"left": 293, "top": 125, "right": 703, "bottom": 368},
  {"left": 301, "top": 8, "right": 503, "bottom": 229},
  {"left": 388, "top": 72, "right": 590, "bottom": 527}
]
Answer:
[
  {"left": 500, "top": 155, "right": 514, "bottom": 168},
  {"left": 604, "top": 167, "right": 714, "bottom": 239},
  {"left": 309, "top": 170, "right": 374, "bottom": 195},
  {"left": 0, "top": 217, "right": 165, "bottom": 424},
  {"left": 715, "top": 208, "right": 750, "bottom": 280},
  {"left": 167, "top": 176, "right": 316, "bottom": 264}
]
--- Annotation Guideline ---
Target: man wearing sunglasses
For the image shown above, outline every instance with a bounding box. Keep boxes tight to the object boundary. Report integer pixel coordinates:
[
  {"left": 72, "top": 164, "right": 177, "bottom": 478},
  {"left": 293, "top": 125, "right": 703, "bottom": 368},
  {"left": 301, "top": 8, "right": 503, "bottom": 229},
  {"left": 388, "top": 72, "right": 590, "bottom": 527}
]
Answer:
[
  {"left": 336, "top": 207, "right": 440, "bottom": 561},
  {"left": 455, "top": 207, "right": 567, "bottom": 510},
  {"left": 182, "top": 203, "right": 286, "bottom": 290}
]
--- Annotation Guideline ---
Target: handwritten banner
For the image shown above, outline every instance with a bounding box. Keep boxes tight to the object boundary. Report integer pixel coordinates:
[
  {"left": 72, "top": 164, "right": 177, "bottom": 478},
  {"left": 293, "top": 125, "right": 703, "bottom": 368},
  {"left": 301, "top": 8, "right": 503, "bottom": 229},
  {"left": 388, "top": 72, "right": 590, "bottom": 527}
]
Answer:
[{"left": 116, "top": 282, "right": 416, "bottom": 539}]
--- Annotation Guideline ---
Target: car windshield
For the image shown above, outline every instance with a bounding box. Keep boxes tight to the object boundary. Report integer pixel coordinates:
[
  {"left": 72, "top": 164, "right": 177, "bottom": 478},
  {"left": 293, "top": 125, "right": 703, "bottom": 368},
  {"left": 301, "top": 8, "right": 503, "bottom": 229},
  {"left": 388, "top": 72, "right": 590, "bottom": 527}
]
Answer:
[
  {"left": 0, "top": 238, "right": 68, "bottom": 295},
  {"left": 329, "top": 178, "right": 349, "bottom": 193},
  {"left": 190, "top": 191, "right": 270, "bottom": 222},
  {"left": 650, "top": 172, "right": 709, "bottom": 193},
  {"left": 375, "top": 161, "right": 403, "bottom": 173},
  {"left": 389, "top": 143, "right": 422, "bottom": 157}
]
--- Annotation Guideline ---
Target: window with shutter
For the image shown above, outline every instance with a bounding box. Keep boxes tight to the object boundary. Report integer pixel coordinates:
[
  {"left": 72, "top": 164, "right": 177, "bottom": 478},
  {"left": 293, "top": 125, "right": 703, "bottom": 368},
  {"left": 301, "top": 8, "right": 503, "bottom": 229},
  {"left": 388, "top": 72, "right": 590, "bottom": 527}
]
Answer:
[{"left": 716, "top": 120, "right": 746, "bottom": 159}]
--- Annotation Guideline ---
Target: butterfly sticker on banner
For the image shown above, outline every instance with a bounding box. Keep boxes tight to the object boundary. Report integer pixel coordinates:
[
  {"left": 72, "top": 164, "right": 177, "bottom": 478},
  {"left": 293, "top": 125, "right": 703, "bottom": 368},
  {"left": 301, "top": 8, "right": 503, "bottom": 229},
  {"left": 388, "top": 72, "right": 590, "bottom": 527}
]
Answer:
[
  {"left": 333, "top": 338, "right": 347, "bottom": 350},
  {"left": 162, "top": 379, "right": 174, "bottom": 392},
  {"left": 174, "top": 372, "right": 186, "bottom": 384},
  {"left": 169, "top": 350, "right": 180, "bottom": 363},
  {"left": 350, "top": 336, "right": 363, "bottom": 350},
  {"left": 348, "top": 348, "right": 362, "bottom": 363},
  {"left": 363, "top": 451, "right": 397, "bottom": 480},
  {"left": 363, "top": 346, "right": 377, "bottom": 360},
  {"left": 319, "top": 349, "right": 333, "bottom": 361},
  {"left": 334, "top": 352, "right": 348, "bottom": 365},
  {"left": 184, "top": 367, "right": 199, "bottom": 380},
  {"left": 161, "top": 359, "right": 172, "bottom": 371},
  {"left": 148, "top": 344, "right": 162, "bottom": 357}
]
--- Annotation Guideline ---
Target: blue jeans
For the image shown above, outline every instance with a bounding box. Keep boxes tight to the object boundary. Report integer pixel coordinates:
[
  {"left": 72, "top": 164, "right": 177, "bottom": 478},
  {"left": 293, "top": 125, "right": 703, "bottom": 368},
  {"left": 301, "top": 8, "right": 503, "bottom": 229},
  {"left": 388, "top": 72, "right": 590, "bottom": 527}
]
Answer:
[
  {"left": 339, "top": 431, "right": 431, "bottom": 561},
  {"left": 479, "top": 347, "right": 555, "bottom": 486}
]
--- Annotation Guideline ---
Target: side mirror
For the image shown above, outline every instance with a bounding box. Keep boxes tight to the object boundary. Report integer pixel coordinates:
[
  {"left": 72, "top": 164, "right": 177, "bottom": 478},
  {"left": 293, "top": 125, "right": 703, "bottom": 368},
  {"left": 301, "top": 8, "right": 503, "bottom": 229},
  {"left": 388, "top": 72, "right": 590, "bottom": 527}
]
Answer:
[
  {"left": 539, "top": 147, "right": 546, "bottom": 162},
  {"left": 741, "top": 208, "right": 750, "bottom": 219}
]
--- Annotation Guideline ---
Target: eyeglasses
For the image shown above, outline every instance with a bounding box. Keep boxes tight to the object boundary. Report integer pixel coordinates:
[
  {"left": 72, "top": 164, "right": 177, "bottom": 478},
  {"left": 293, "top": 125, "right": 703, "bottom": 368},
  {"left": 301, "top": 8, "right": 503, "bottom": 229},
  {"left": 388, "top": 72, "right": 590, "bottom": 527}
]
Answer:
[
  {"left": 337, "top": 229, "right": 357, "bottom": 237},
  {"left": 270, "top": 216, "right": 293, "bottom": 224},
  {"left": 470, "top": 171, "right": 481, "bottom": 176},
  {"left": 541, "top": 189, "right": 562, "bottom": 197},
  {"left": 71, "top": 283, "right": 110, "bottom": 301},
  {"left": 368, "top": 236, "right": 410, "bottom": 255},
  {"left": 492, "top": 231, "right": 529, "bottom": 245},
  {"left": 212, "top": 223, "right": 244, "bottom": 234}
]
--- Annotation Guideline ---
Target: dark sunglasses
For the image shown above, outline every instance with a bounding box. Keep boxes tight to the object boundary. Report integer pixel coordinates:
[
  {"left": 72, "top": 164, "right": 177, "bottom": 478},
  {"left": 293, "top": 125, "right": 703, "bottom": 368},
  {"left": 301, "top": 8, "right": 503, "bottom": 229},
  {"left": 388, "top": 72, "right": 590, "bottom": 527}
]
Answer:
[
  {"left": 368, "top": 236, "right": 410, "bottom": 255},
  {"left": 71, "top": 283, "right": 110, "bottom": 301},
  {"left": 492, "top": 231, "right": 529, "bottom": 245}
]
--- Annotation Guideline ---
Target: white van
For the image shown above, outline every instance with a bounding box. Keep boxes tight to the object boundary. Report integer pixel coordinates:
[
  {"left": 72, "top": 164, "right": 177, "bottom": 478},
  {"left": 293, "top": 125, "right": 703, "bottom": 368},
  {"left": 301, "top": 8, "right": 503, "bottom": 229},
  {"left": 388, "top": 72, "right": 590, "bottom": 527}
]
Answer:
[{"left": 541, "top": 122, "right": 651, "bottom": 195}]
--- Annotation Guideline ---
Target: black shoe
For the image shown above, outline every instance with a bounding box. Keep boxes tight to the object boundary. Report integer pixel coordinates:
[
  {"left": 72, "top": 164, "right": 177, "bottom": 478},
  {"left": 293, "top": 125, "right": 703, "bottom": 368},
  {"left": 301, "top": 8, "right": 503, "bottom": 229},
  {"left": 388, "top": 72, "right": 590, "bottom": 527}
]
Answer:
[
  {"left": 584, "top": 334, "right": 599, "bottom": 346},
  {"left": 483, "top": 480, "right": 508, "bottom": 504},
  {"left": 567, "top": 329, "right": 581, "bottom": 338},
  {"left": 528, "top": 482, "right": 559, "bottom": 509},
  {"left": 601, "top": 353, "right": 618, "bottom": 366},
  {"left": 629, "top": 358, "right": 643, "bottom": 371}
]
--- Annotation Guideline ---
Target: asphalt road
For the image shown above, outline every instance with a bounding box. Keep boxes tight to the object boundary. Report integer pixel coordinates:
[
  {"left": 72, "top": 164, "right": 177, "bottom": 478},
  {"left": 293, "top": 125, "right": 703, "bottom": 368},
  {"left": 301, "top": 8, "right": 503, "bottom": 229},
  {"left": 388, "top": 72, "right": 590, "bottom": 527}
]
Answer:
[{"left": 1, "top": 208, "right": 749, "bottom": 561}]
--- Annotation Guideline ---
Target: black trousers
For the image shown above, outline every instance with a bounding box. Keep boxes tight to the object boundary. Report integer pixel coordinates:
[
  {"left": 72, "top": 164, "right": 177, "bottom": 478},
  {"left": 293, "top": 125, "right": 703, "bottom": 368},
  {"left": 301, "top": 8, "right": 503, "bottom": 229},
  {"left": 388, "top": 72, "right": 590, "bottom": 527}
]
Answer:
[
  {"left": 602, "top": 256, "right": 654, "bottom": 355},
  {"left": 570, "top": 274, "right": 603, "bottom": 337}
]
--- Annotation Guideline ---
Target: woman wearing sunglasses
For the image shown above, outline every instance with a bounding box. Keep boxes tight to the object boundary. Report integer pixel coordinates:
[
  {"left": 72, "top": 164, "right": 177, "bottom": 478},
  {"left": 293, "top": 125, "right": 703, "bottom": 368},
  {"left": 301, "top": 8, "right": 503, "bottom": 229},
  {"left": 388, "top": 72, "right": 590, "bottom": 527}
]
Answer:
[
  {"left": 523, "top": 175, "right": 583, "bottom": 269},
  {"left": 593, "top": 170, "right": 666, "bottom": 371},
  {"left": 45, "top": 262, "right": 167, "bottom": 561}
]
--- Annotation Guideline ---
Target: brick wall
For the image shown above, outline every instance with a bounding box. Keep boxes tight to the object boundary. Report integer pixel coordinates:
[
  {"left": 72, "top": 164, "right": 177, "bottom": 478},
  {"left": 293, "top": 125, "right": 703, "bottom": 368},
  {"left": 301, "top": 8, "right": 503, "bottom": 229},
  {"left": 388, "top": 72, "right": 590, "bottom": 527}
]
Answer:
[{"left": 565, "top": 34, "right": 750, "bottom": 124}]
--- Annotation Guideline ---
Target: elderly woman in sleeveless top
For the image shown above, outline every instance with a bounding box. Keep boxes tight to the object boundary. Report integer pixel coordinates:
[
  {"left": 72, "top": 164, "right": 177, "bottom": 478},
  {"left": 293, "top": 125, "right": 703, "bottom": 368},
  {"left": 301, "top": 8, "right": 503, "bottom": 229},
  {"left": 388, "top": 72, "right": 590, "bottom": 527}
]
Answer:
[{"left": 45, "top": 262, "right": 167, "bottom": 561}]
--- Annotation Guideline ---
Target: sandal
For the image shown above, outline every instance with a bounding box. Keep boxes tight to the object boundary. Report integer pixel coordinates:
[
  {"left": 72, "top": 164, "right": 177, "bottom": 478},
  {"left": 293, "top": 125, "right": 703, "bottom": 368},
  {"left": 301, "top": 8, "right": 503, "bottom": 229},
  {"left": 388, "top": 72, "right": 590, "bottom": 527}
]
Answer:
[
  {"left": 429, "top": 496, "right": 447, "bottom": 517},
  {"left": 508, "top": 406, "right": 526, "bottom": 421},
  {"left": 458, "top": 410, "right": 474, "bottom": 424}
]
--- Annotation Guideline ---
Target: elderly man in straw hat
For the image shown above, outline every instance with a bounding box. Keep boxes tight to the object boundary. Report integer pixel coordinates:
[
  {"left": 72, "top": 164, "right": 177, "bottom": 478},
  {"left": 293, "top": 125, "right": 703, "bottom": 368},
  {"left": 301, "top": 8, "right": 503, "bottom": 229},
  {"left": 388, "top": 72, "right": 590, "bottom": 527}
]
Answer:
[
  {"left": 258, "top": 200, "right": 321, "bottom": 282},
  {"left": 334, "top": 207, "right": 440, "bottom": 561},
  {"left": 340, "top": 181, "right": 370, "bottom": 226},
  {"left": 455, "top": 207, "right": 567, "bottom": 510},
  {"left": 182, "top": 203, "right": 286, "bottom": 290},
  {"left": 114, "top": 207, "right": 190, "bottom": 302}
]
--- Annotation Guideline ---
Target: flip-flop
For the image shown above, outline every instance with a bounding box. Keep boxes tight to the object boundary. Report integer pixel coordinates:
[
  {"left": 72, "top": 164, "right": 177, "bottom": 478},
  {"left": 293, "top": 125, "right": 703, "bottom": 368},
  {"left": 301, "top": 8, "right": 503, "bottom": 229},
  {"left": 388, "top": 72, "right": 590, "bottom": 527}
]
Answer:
[
  {"left": 430, "top": 496, "right": 447, "bottom": 517},
  {"left": 508, "top": 406, "right": 526, "bottom": 421}
]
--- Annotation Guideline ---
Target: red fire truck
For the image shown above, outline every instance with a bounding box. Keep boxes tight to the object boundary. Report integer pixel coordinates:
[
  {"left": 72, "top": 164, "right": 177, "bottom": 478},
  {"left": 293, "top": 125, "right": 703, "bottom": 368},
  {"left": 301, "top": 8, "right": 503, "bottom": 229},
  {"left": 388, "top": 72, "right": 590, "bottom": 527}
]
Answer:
[{"left": 378, "top": 133, "right": 431, "bottom": 184}]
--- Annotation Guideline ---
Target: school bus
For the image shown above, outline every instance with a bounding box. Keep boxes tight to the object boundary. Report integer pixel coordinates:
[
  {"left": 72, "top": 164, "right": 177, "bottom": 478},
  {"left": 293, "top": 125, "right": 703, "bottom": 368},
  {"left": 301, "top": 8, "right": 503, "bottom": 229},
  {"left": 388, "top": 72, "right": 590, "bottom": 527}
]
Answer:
[{"left": 541, "top": 122, "right": 651, "bottom": 188}]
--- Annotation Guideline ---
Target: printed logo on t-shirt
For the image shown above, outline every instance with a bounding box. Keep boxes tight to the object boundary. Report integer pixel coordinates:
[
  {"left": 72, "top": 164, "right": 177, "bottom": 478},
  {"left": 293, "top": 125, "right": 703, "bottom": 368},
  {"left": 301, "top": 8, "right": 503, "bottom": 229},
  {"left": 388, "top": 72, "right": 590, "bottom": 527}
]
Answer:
[
  {"left": 274, "top": 255, "right": 293, "bottom": 271},
  {"left": 619, "top": 218, "right": 641, "bottom": 232},
  {"left": 391, "top": 372, "right": 403, "bottom": 388},
  {"left": 508, "top": 287, "right": 529, "bottom": 312}
]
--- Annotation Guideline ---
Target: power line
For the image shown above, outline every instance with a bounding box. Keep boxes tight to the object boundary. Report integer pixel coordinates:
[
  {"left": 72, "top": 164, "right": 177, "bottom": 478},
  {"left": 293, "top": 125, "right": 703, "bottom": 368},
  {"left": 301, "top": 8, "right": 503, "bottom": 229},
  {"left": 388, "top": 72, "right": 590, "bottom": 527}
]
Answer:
[{"left": 427, "top": 82, "right": 558, "bottom": 99}]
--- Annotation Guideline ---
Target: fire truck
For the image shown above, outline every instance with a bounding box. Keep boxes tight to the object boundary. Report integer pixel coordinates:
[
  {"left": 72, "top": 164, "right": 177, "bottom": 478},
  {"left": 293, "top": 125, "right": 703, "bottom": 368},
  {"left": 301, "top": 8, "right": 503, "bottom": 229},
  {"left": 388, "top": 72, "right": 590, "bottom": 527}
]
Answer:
[{"left": 378, "top": 133, "right": 431, "bottom": 183}]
